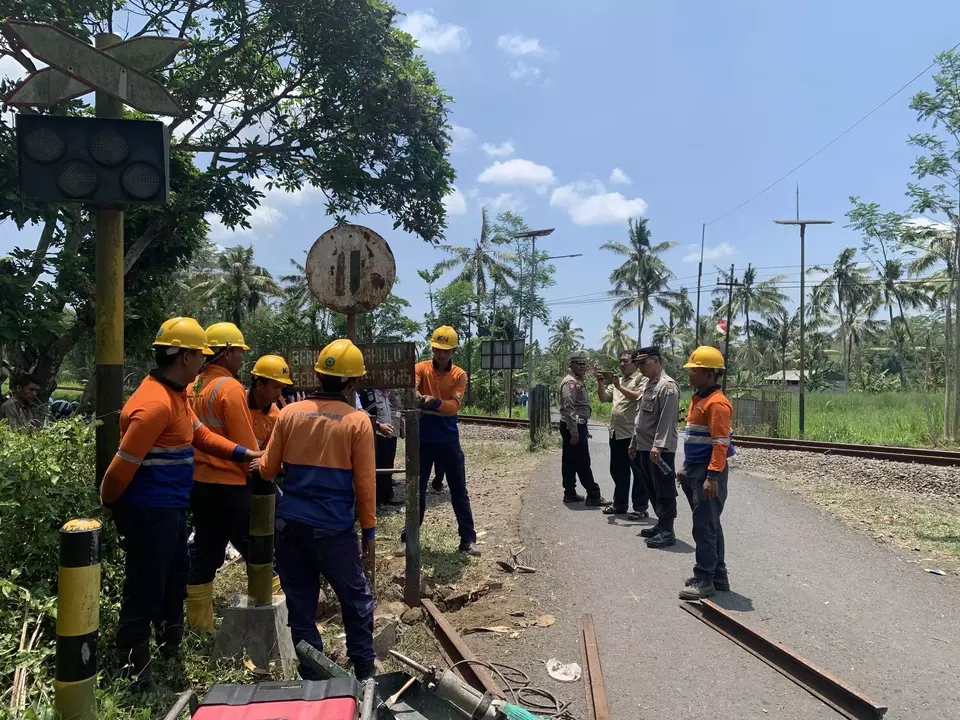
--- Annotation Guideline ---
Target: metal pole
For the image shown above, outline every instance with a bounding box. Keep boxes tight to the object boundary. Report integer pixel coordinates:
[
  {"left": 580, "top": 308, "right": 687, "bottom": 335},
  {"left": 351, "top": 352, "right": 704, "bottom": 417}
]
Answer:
[
  {"left": 56, "top": 519, "right": 101, "bottom": 720},
  {"left": 799, "top": 224, "right": 806, "bottom": 437},
  {"left": 695, "top": 223, "right": 705, "bottom": 346},
  {"left": 722, "top": 264, "right": 734, "bottom": 392},
  {"left": 94, "top": 32, "right": 124, "bottom": 488},
  {"left": 248, "top": 474, "right": 275, "bottom": 606},
  {"left": 346, "top": 313, "right": 356, "bottom": 341},
  {"left": 527, "top": 237, "right": 537, "bottom": 390},
  {"left": 403, "top": 406, "right": 421, "bottom": 606}
]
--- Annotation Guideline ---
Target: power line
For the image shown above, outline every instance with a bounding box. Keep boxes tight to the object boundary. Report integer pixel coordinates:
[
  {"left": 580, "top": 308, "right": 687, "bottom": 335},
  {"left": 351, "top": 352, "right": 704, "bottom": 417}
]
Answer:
[{"left": 706, "top": 40, "right": 960, "bottom": 226}]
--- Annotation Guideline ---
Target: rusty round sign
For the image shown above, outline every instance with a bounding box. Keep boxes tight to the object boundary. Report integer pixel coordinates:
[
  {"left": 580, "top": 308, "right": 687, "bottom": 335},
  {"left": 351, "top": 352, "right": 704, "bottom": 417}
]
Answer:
[{"left": 305, "top": 224, "right": 397, "bottom": 313}]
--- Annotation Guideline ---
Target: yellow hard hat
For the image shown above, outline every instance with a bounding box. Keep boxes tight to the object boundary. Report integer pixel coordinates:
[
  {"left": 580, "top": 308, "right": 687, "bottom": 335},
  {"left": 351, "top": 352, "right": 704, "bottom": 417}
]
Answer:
[
  {"left": 683, "top": 345, "right": 726, "bottom": 370},
  {"left": 153, "top": 317, "right": 208, "bottom": 351},
  {"left": 315, "top": 339, "right": 366, "bottom": 378},
  {"left": 430, "top": 325, "right": 459, "bottom": 350},
  {"left": 251, "top": 355, "right": 293, "bottom": 385},
  {"left": 203, "top": 322, "right": 250, "bottom": 355}
]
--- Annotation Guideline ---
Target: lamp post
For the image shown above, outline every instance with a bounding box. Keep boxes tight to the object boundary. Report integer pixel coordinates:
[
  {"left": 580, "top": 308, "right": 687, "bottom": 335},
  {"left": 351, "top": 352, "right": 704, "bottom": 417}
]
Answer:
[
  {"left": 512, "top": 228, "right": 555, "bottom": 390},
  {"left": 773, "top": 218, "right": 833, "bottom": 436}
]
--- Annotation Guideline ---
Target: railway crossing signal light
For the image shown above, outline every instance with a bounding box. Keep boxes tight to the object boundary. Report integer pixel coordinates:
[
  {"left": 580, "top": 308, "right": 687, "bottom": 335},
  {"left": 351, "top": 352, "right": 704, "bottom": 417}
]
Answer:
[{"left": 16, "top": 114, "right": 169, "bottom": 205}]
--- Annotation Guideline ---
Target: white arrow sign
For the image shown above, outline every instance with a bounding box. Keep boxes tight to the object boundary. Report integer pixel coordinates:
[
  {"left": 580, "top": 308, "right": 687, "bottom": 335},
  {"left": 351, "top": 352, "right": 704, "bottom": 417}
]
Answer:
[
  {"left": 2, "top": 22, "right": 185, "bottom": 116},
  {"left": 4, "top": 35, "right": 186, "bottom": 107}
]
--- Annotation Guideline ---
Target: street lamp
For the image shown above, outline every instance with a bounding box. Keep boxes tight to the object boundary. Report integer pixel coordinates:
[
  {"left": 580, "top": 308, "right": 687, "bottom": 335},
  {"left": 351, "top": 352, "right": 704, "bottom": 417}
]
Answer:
[
  {"left": 513, "top": 228, "right": 555, "bottom": 390},
  {"left": 773, "top": 218, "right": 833, "bottom": 437}
]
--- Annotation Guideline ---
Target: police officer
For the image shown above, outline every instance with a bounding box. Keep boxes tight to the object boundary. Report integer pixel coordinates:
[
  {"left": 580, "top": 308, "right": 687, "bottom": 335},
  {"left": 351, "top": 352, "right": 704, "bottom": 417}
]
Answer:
[
  {"left": 100, "top": 318, "right": 260, "bottom": 693},
  {"left": 678, "top": 346, "right": 734, "bottom": 600},
  {"left": 559, "top": 351, "right": 610, "bottom": 506},
  {"left": 256, "top": 339, "right": 378, "bottom": 680},
  {"left": 627, "top": 347, "right": 680, "bottom": 549},
  {"left": 596, "top": 349, "right": 650, "bottom": 519}
]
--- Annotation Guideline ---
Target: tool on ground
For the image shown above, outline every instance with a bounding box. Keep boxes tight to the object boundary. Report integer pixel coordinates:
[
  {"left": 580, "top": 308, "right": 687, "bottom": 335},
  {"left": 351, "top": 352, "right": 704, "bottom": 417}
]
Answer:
[
  {"left": 389, "top": 650, "right": 546, "bottom": 720},
  {"left": 191, "top": 677, "right": 374, "bottom": 720}
]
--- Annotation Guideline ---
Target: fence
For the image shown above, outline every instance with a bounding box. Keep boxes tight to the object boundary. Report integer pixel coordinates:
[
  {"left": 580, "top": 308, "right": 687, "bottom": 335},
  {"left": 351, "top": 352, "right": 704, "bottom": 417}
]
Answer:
[
  {"left": 528, "top": 384, "right": 552, "bottom": 442},
  {"left": 727, "top": 387, "right": 791, "bottom": 438}
]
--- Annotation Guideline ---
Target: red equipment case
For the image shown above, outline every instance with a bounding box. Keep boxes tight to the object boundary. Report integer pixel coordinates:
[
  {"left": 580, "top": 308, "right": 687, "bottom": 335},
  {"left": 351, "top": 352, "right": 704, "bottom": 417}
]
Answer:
[{"left": 193, "top": 677, "right": 360, "bottom": 720}]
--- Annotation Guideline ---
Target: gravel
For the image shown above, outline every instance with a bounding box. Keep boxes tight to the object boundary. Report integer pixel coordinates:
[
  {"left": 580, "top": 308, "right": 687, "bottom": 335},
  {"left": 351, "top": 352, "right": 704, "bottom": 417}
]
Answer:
[
  {"left": 458, "top": 423, "right": 530, "bottom": 443},
  {"left": 732, "top": 447, "right": 960, "bottom": 499}
]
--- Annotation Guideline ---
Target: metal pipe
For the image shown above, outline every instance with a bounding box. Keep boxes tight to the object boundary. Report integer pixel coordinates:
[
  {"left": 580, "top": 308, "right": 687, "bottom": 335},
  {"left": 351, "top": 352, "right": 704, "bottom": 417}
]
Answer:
[{"left": 388, "top": 649, "right": 432, "bottom": 676}]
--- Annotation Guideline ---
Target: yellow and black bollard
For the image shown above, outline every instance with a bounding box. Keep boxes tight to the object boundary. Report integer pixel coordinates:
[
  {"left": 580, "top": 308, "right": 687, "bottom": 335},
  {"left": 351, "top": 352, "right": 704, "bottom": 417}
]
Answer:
[
  {"left": 248, "top": 474, "right": 275, "bottom": 606},
  {"left": 56, "top": 519, "right": 101, "bottom": 720}
]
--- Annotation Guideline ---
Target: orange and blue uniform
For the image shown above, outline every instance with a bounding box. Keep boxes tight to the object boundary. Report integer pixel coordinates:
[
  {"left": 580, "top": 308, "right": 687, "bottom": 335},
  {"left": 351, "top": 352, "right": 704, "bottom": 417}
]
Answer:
[
  {"left": 401, "top": 359, "right": 476, "bottom": 547},
  {"left": 187, "top": 364, "right": 261, "bottom": 588},
  {"left": 101, "top": 371, "right": 245, "bottom": 654},
  {"left": 681, "top": 384, "right": 735, "bottom": 589},
  {"left": 258, "top": 392, "right": 377, "bottom": 679},
  {"left": 248, "top": 397, "right": 280, "bottom": 450}
]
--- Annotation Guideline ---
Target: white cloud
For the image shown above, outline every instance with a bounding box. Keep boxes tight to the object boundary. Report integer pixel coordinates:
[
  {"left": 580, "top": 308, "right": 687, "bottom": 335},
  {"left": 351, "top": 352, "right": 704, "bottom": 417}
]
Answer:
[
  {"left": 480, "top": 193, "right": 526, "bottom": 213},
  {"left": 682, "top": 242, "right": 736, "bottom": 263},
  {"left": 478, "top": 158, "right": 556, "bottom": 188},
  {"left": 0, "top": 54, "right": 29, "bottom": 82},
  {"left": 509, "top": 62, "right": 542, "bottom": 82},
  {"left": 207, "top": 204, "right": 284, "bottom": 242},
  {"left": 480, "top": 141, "right": 515, "bottom": 158},
  {"left": 497, "top": 34, "right": 545, "bottom": 56},
  {"left": 398, "top": 12, "right": 470, "bottom": 54},
  {"left": 550, "top": 180, "right": 648, "bottom": 226},
  {"left": 464, "top": 186, "right": 480, "bottom": 199},
  {"left": 449, "top": 124, "right": 477, "bottom": 153},
  {"left": 443, "top": 186, "right": 468, "bottom": 216},
  {"left": 609, "top": 168, "right": 631, "bottom": 185}
]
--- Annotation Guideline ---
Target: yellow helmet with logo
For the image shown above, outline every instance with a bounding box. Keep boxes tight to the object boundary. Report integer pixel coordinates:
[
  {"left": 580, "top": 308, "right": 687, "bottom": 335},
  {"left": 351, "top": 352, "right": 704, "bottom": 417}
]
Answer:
[
  {"left": 203, "top": 322, "right": 250, "bottom": 355},
  {"left": 315, "top": 339, "right": 366, "bottom": 378},
  {"left": 153, "top": 317, "right": 208, "bottom": 351},
  {"left": 683, "top": 345, "right": 726, "bottom": 370},
  {"left": 251, "top": 355, "right": 293, "bottom": 385},
  {"left": 430, "top": 325, "right": 459, "bottom": 350}
]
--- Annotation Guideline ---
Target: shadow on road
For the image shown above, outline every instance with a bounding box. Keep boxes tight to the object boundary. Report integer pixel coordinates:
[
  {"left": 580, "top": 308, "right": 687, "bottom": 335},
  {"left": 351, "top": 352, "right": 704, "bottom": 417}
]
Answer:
[{"left": 712, "top": 591, "right": 755, "bottom": 612}]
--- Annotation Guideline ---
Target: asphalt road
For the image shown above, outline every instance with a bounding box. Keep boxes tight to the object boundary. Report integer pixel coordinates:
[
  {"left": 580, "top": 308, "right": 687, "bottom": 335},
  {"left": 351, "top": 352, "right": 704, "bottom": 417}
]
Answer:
[{"left": 504, "top": 428, "right": 960, "bottom": 720}]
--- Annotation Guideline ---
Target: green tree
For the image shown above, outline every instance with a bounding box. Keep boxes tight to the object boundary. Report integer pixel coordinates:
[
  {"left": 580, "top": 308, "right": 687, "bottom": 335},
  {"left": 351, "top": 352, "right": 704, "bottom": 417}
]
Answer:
[
  {"left": 602, "top": 218, "right": 676, "bottom": 342},
  {"left": 601, "top": 315, "right": 635, "bottom": 355},
  {"left": 548, "top": 316, "right": 584, "bottom": 371},
  {"left": 194, "top": 245, "right": 282, "bottom": 326}
]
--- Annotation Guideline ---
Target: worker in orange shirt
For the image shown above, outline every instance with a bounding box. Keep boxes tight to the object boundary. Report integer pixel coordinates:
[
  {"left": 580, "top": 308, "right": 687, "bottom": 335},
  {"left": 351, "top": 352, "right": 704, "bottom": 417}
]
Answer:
[
  {"left": 248, "top": 355, "right": 292, "bottom": 449},
  {"left": 397, "top": 326, "right": 478, "bottom": 557},
  {"left": 255, "top": 339, "right": 377, "bottom": 680},
  {"left": 100, "top": 318, "right": 261, "bottom": 693},
  {"left": 678, "top": 346, "right": 735, "bottom": 601},
  {"left": 185, "top": 322, "right": 260, "bottom": 631}
]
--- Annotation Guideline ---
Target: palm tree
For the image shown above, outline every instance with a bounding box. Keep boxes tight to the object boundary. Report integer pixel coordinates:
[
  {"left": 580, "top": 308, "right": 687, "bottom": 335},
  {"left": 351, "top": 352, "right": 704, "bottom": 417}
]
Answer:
[
  {"left": 601, "top": 315, "right": 635, "bottom": 355},
  {"left": 602, "top": 217, "right": 677, "bottom": 341},
  {"left": 195, "top": 245, "right": 281, "bottom": 326},
  {"left": 549, "top": 316, "right": 584, "bottom": 370},
  {"left": 657, "top": 288, "right": 695, "bottom": 365},
  {"left": 281, "top": 258, "right": 327, "bottom": 344},
  {"left": 417, "top": 267, "right": 443, "bottom": 319},
  {"left": 811, "top": 248, "right": 874, "bottom": 384},
  {"left": 713, "top": 264, "right": 788, "bottom": 378},
  {"left": 755, "top": 307, "right": 799, "bottom": 388}
]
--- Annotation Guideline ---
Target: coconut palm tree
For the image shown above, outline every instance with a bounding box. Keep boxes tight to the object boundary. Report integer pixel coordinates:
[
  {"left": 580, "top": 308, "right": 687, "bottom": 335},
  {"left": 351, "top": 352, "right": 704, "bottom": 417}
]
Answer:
[
  {"left": 194, "top": 245, "right": 281, "bottom": 326},
  {"left": 713, "top": 264, "right": 788, "bottom": 378},
  {"left": 601, "top": 314, "right": 635, "bottom": 355},
  {"left": 602, "top": 217, "right": 677, "bottom": 341},
  {"left": 754, "top": 307, "right": 799, "bottom": 388},
  {"left": 549, "top": 316, "right": 584, "bottom": 369},
  {"left": 281, "top": 258, "right": 328, "bottom": 344}
]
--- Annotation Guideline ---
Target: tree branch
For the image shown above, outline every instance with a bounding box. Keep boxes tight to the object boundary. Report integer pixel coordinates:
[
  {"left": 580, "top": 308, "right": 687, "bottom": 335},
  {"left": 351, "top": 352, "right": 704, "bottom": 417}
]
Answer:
[
  {"left": 171, "top": 143, "right": 298, "bottom": 154},
  {"left": 28, "top": 216, "right": 57, "bottom": 281},
  {"left": 123, "top": 218, "right": 167, "bottom": 275}
]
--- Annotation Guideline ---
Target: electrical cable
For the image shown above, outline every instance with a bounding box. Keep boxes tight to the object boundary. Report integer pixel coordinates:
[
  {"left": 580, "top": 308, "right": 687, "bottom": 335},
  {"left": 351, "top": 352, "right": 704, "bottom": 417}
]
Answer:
[{"left": 447, "top": 659, "right": 578, "bottom": 720}]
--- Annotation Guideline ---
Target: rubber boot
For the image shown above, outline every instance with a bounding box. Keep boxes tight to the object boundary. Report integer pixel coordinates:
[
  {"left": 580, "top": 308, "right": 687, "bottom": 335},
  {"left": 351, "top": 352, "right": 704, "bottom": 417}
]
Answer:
[
  {"left": 156, "top": 622, "right": 183, "bottom": 659},
  {"left": 185, "top": 582, "right": 214, "bottom": 632},
  {"left": 119, "top": 643, "right": 171, "bottom": 696}
]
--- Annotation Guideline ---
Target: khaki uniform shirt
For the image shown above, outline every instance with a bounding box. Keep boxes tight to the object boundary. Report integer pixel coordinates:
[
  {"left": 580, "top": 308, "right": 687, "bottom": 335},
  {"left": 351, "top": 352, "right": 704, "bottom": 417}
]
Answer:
[
  {"left": 609, "top": 370, "right": 643, "bottom": 441},
  {"left": 0, "top": 397, "right": 45, "bottom": 431},
  {"left": 633, "top": 371, "right": 680, "bottom": 452},
  {"left": 559, "top": 373, "right": 591, "bottom": 431}
]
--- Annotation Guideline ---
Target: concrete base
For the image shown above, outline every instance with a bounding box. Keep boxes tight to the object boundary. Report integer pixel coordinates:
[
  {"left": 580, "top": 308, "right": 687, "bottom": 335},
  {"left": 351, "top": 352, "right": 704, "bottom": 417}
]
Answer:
[{"left": 211, "top": 595, "right": 297, "bottom": 677}]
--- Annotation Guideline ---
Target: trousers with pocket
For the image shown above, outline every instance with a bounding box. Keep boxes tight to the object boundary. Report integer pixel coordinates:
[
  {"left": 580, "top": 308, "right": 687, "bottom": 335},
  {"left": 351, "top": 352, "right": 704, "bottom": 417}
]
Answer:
[
  {"left": 188, "top": 481, "right": 251, "bottom": 585},
  {"left": 679, "top": 462, "right": 729, "bottom": 585}
]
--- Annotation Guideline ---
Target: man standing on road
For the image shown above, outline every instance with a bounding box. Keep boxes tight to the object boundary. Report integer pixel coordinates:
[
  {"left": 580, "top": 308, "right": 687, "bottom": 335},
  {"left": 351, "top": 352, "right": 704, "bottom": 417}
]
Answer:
[
  {"left": 397, "top": 325, "right": 479, "bottom": 556},
  {"left": 627, "top": 348, "right": 680, "bottom": 549},
  {"left": 559, "top": 351, "right": 611, "bottom": 507},
  {"left": 596, "top": 350, "right": 650, "bottom": 519},
  {"left": 0, "top": 374, "right": 45, "bottom": 431},
  {"left": 678, "top": 346, "right": 734, "bottom": 600}
]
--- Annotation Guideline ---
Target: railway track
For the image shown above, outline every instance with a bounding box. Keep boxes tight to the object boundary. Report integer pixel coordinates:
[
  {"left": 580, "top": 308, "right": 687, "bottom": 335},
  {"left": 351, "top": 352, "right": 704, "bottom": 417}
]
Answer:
[{"left": 458, "top": 415, "right": 960, "bottom": 467}]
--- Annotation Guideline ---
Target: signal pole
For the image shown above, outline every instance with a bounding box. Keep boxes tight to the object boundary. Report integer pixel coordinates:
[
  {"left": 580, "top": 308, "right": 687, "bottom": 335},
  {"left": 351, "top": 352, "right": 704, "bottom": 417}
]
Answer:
[{"left": 695, "top": 223, "right": 705, "bottom": 345}]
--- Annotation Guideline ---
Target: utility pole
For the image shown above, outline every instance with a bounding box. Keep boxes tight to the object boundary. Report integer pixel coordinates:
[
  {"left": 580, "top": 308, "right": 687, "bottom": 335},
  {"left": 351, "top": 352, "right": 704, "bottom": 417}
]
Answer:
[
  {"left": 774, "top": 217, "right": 833, "bottom": 437},
  {"left": 695, "top": 223, "right": 705, "bottom": 346},
  {"left": 721, "top": 264, "right": 738, "bottom": 392},
  {"left": 94, "top": 32, "right": 124, "bottom": 485},
  {"left": 512, "top": 228, "right": 555, "bottom": 391}
]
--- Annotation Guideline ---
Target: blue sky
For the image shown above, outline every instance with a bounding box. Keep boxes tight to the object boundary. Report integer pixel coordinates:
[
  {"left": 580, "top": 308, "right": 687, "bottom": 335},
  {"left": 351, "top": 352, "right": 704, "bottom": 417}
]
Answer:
[{"left": 4, "top": 1, "right": 960, "bottom": 348}]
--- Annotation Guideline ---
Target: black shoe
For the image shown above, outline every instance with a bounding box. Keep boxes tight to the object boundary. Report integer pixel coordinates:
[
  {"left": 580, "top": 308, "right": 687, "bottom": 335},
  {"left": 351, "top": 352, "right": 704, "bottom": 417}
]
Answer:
[
  {"left": 432, "top": 477, "right": 444, "bottom": 493},
  {"left": 119, "top": 643, "right": 171, "bottom": 696},
  {"left": 685, "top": 575, "right": 730, "bottom": 592},
  {"left": 563, "top": 493, "right": 585, "bottom": 503},
  {"left": 627, "top": 509, "right": 649, "bottom": 521},
  {"left": 459, "top": 542, "right": 481, "bottom": 557},
  {"left": 394, "top": 541, "right": 406, "bottom": 557},
  {"left": 354, "top": 662, "right": 376, "bottom": 681},
  {"left": 156, "top": 622, "right": 183, "bottom": 660},
  {"left": 584, "top": 495, "right": 612, "bottom": 507},
  {"left": 645, "top": 530, "right": 676, "bottom": 548},
  {"left": 639, "top": 524, "right": 663, "bottom": 538},
  {"left": 679, "top": 578, "right": 716, "bottom": 601},
  {"left": 602, "top": 505, "right": 627, "bottom": 515}
]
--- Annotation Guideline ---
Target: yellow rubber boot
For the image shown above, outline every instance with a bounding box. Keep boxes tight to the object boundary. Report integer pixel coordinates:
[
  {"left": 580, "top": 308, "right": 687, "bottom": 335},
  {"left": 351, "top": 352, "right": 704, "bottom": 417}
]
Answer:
[{"left": 185, "top": 583, "right": 214, "bottom": 632}]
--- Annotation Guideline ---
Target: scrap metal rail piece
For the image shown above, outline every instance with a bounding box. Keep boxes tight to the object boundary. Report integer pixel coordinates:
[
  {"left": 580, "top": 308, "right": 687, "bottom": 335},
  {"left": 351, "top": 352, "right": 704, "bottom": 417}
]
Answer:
[
  {"left": 578, "top": 614, "right": 610, "bottom": 720},
  {"left": 681, "top": 600, "right": 887, "bottom": 719},
  {"left": 420, "top": 598, "right": 505, "bottom": 699}
]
